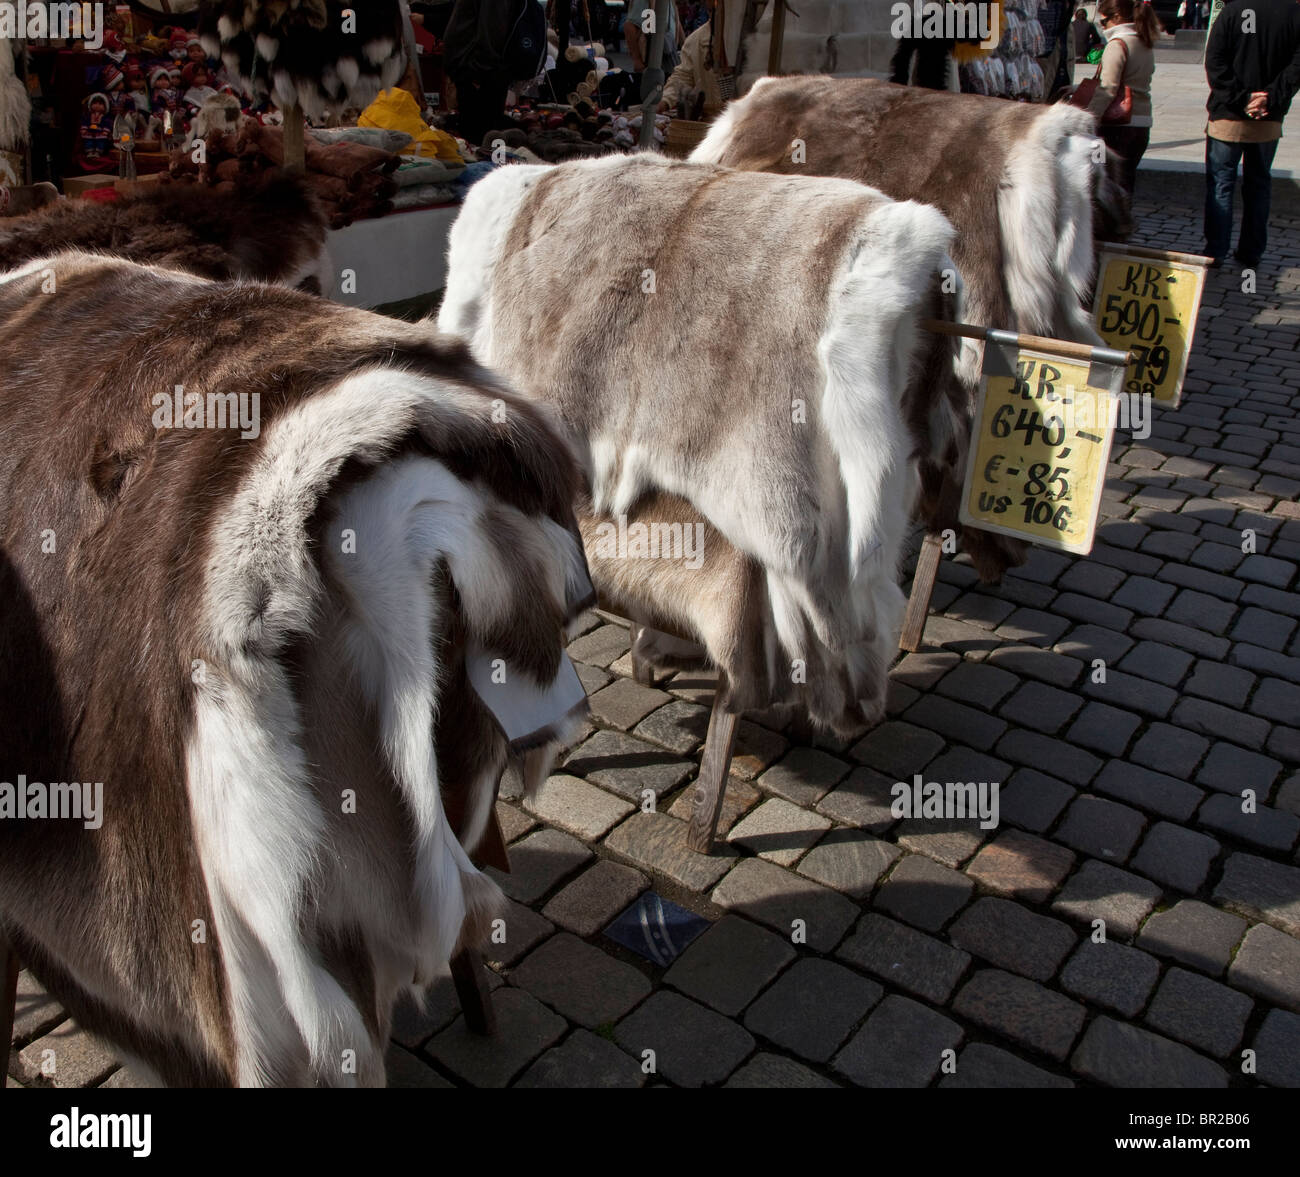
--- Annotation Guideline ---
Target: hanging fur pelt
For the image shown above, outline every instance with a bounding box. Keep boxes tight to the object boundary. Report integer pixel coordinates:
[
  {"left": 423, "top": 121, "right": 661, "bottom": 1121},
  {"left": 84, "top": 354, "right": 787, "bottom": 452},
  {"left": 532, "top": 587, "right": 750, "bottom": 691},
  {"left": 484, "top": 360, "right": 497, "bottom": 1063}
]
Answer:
[
  {"left": 693, "top": 75, "right": 1133, "bottom": 582},
  {"left": 440, "top": 153, "right": 963, "bottom": 734},
  {"left": 0, "top": 173, "right": 331, "bottom": 290},
  {"left": 0, "top": 34, "right": 31, "bottom": 152},
  {"left": 0, "top": 251, "right": 592, "bottom": 1085},
  {"left": 198, "top": 1, "right": 407, "bottom": 118}
]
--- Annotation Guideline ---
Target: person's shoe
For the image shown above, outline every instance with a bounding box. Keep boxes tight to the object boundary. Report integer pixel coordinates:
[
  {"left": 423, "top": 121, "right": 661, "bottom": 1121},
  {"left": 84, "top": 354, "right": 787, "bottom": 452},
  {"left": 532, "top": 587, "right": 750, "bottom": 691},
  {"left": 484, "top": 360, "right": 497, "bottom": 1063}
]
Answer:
[{"left": 1234, "top": 254, "right": 1262, "bottom": 269}]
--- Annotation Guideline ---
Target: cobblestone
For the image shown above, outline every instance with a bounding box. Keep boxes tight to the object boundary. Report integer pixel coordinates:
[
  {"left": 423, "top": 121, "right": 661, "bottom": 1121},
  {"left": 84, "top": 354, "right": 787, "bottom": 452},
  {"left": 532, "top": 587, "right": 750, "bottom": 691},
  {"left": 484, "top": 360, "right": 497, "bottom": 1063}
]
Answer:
[
  {"left": 837, "top": 914, "right": 971, "bottom": 1005},
  {"left": 614, "top": 991, "right": 754, "bottom": 1088},
  {"left": 1060, "top": 941, "right": 1160, "bottom": 1017},
  {"left": 1052, "top": 861, "right": 1162, "bottom": 940},
  {"left": 832, "top": 996, "right": 963, "bottom": 1088},
  {"left": 952, "top": 969, "right": 1086, "bottom": 1061},
  {"left": 1144, "top": 968, "right": 1253, "bottom": 1059},
  {"left": 662, "top": 915, "right": 795, "bottom": 1017},
  {"left": 1136, "top": 901, "right": 1247, "bottom": 976},
  {"left": 744, "top": 959, "right": 883, "bottom": 1063},
  {"left": 1070, "top": 1018, "right": 1228, "bottom": 1088}
]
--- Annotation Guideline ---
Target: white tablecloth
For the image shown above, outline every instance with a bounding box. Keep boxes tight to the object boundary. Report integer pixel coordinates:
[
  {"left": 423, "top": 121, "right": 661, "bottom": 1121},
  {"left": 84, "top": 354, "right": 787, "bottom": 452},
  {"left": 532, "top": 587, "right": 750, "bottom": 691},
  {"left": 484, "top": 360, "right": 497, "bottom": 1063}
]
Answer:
[{"left": 327, "top": 203, "right": 460, "bottom": 309}]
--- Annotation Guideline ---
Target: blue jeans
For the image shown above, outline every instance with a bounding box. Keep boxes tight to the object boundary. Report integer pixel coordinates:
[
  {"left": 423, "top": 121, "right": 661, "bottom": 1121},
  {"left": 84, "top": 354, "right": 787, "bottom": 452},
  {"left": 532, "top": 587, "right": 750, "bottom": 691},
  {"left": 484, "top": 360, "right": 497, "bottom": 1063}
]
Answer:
[{"left": 1204, "top": 136, "right": 1279, "bottom": 264}]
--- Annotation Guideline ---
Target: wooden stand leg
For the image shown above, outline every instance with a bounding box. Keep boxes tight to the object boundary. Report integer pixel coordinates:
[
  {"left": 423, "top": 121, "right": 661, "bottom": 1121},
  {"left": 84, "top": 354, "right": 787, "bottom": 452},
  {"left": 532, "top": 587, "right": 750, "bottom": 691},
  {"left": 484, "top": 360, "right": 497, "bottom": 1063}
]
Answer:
[
  {"left": 1, "top": 935, "right": 18, "bottom": 1089},
  {"left": 686, "top": 676, "right": 739, "bottom": 854},
  {"left": 449, "top": 947, "right": 495, "bottom": 1036},
  {"left": 899, "top": 531, "right": 944, "bottom": 653},
  {"left": 630, "top": 625, "right": 658, "bottom": 686}
]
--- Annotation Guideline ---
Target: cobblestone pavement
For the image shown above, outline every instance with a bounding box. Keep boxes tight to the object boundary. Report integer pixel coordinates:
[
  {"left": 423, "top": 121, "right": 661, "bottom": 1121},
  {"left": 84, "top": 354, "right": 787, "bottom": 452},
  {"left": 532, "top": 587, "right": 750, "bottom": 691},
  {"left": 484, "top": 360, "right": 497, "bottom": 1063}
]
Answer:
[{"left": 9, "top": 188, "right": 1300, "bottom": 1091}]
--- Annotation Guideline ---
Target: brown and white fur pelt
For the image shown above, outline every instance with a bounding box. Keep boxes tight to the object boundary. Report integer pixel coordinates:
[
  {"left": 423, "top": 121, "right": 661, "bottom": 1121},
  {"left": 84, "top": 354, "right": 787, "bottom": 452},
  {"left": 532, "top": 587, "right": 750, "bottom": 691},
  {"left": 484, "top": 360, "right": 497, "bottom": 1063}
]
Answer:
[
  {"left": 0, "top": 251, "right": 592, "bottom": 1086},
  {"left": 0, "top": 173, "right": 333, "bottom": 293},
  {"left": 693, "top": 76, "right": 1132, "bottom": 581},
  {"left": 439, "top": 154, "right": 963, "bottom": 733}
]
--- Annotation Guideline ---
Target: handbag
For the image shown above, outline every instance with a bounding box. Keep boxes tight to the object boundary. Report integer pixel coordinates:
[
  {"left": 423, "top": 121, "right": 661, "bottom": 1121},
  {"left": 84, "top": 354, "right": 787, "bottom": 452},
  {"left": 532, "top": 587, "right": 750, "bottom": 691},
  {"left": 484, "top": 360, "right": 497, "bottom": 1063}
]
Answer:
[{"left": 1069, "top": 39, "right": 1133, "bottom": 125}]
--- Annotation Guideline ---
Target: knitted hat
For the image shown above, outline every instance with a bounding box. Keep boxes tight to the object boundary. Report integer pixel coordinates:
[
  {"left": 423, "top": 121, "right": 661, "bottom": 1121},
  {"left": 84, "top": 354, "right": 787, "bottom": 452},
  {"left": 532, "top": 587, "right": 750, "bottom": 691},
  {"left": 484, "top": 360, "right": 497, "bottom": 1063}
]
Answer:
[
  {"left": 85, "top": 92, "right": 110, "bottom": 112},
  {"left": 101, "top": 64, "right": 124, "bottom": 91},
  {"left": 149, "top": 67, "right": 170, "bottom": 88}
]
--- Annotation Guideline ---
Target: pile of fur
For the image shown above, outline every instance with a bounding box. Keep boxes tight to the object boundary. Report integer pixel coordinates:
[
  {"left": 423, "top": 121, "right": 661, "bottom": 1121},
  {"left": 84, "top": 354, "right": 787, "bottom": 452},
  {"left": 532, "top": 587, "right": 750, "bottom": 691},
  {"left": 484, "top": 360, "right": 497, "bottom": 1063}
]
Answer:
[
  {"left": 0, "top": 33, "right": 28, "bottom": 153},
  {"left": 198, "top": 0, "right": 407, "bottom": 118},
  {"left": 0, "top": 173, "right": 330, "bottom": 289},
  {"left": 694, "top": 76, "right": 1131, "bottom": 582},
  {"left": 0, "top": 249, "right": 591, "bottom": 1085},
  {"left": 440, "top": 153, "right": 963, "bottom": 734}
]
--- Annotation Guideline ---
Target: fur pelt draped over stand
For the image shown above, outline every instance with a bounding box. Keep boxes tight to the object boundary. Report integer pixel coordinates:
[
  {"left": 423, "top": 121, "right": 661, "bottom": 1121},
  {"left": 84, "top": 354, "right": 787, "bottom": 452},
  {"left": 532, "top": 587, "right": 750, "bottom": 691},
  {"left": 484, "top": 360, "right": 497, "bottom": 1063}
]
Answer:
[
  {"left": 0, "top": 33, "right": 31, "bottom": 154},
  {"left": 198, "top": 1, "right": 407, "bottom": 118},
  {"left": 439, "top": 153, "right": 964, "bottom": 734},
  {"left": 0, "top": 251, "right": 592, "bottom": 1085},
  {"left": 693, "top": 76, "right": 1132, "bottom": 582}
]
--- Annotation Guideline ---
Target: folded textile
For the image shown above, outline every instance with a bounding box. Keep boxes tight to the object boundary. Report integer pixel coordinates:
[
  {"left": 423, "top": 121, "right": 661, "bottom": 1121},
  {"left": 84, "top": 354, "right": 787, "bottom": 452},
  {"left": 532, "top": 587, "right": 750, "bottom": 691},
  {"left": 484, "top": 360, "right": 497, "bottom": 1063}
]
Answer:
[
  {"left": 392, "top": 155, "right": 466, "bottom": 188},
  {"left": 391, "top": 183, "right": 460, "bottom": 209},
  {"left": 310, "top": 126, "right": 414, "bottom": 153}
]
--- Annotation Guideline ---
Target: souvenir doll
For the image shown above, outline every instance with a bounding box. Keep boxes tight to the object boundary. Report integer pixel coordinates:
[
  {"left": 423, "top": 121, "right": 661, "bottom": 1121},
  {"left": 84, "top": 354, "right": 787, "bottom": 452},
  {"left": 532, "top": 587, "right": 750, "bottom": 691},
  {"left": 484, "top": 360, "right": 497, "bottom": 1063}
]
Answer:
[
  {"left": 181, "top": 63, "right": 217, "bottom": 117},
  {"left": 125, "top": 64, "right": 151, "bottom": 114},
  {"left": 74, "top": 92, "right": 116, "bottom": 173}
]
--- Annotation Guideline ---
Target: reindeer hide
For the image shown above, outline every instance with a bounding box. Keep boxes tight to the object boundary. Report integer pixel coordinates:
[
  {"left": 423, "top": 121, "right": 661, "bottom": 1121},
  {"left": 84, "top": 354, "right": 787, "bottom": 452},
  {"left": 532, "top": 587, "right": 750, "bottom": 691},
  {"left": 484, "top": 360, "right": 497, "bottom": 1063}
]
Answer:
[
  {"left": 693, "top": 76, "right": 1132, "bottom": 581},
  {"left": 0, "top": 252, "right": 591, "bottom": 1086},
  {"left": 440, "top": 153, "right": 962, "bottom": 733}
]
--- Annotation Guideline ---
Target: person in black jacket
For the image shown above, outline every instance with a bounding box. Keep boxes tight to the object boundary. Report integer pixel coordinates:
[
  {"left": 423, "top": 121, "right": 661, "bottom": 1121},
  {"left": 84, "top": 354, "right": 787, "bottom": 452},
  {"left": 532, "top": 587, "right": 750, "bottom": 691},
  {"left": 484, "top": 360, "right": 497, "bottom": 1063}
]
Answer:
[
  {"left": 1204, "top": 0, "right": 1300, "bottom": 266},
  {"left": 444, "top": 0, "right": 541, "bottom": 146}
]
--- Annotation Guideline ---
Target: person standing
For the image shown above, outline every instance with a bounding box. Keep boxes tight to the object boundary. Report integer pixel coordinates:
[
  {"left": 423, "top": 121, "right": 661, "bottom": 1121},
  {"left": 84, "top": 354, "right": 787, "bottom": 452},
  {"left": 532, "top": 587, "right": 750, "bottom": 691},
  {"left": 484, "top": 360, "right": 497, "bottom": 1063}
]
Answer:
[
  {"left": 1073, "top": 6, "right": 1103, "bottom": 65},
  {"left": 1204, "top": 0, "right": 1300, "bottom": 266},
  {"left": 1089, "top": 0, "right": 1160, "bottom": 197}
]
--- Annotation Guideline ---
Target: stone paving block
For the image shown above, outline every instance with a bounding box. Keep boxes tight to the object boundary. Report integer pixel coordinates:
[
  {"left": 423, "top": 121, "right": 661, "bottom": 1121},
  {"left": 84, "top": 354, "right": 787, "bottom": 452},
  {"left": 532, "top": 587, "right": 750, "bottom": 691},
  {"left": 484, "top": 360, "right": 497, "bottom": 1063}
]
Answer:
[
  {"left": 1190, "top": 541, "right": 1244, "bottom": 573},
  {"left": 1214, "top": 854, "right": 1300, "bottom": 938},
  {"left": 987, "top": 643, "right": 1084, "bottom": 688},
  {"left": 542, "top": 859, "right": 648, "bottom": 938},
  {"left": 1065, "top": 704, "right": 1143, "bottom": 758},
  {"left": 797, "top": 828, "right": 901, "bottom": 899},
  {"left": 729, "top": 721, "right": 791, "bottom": 780},
  {"left": 1142, "top": 529, "right": 1202, "bottom": 561},
  {"left": 996, "top": 608, "right": 1073, "bottom": 648},
  {"left": 11, "top": 971, "right": 65, "bottom": 1045},
  {"left": 726, "top": 797, "right": 830, "bottom": 867},
  {"left": 948, "top": 897, "right": 1076, "bottom": 982},
  {"left": 484, "top": 900, "right": 555, "bottom": 969},
  {"left": 1131, "top": 617, "right": 1231, "bottom": 660},
  {"left": 895, "top": 810, "right": 989, "bottom": 870},
  {"left": 874, "top": 852, "right": 974, "bottom": 932},
  {"left": 631, "top": 698, "right": 710, "bottom": 755},
  {"left": 512, "top": 933, "right": 651, "bottom": 1029},
  {"left": 724, "top": 1052, "right": 841, "bottom": 1088},
  {"left": 1081, "top": 668, "right": 1178, "bottom": 719},
  {"left": 575, "top": 662, "right": 613, "bottom": 696},
  {"left": 525, "top": 774, "right": 636, "bottom": 842},
  {"left": 1241, "top": 584, "right": 1300, "bottom": 618},
  {"left": 1052, "top": 860, "right": 1162, "bottom": 940},
  {"left": 1128, "top": 816, "right": 1216, "bottom": 889},
  {"left": 1145, "top": 968, "right": 1253, "bottom": 1059},
  {"left": 588, "top": 678, "right": 673, "bottom": 730},
  {"left": 1117, "top": 641, "right": 1194, "bottom": 687},
  {"left": 486, "top": 827, "right": 593, "bottom": 905},
  {"left": 1054, "top": 623, "right": 1135, "bottom": 664},
  {"left": 940, "top": 1043, "right": 1073, "bottom": 1088},
  {"left": 14, "top": 1021, "right": 118, "bottom": 1088},
  {"left": 999, "top": 768, "right": 1077, "bottom": 833},
  {"left": 1070, "top": 1017, "right": 1228, "bottom": 1088},
  {"left": 1129, "top": 723, "right": 1210, "bottom": 780},
  {"left": 832, "top": 995, "right": 963, "bottom": 1088},
  {"left": 1238, "top": 553, "right": 1296, "bottom": 589},
  {"left": 1092, "top": 760, "right": 1202, "bottom": 823},
  {"left": 386, "top": 1044, "right": 454, "bottom": 1089},
  {"left": 1173, "top": 698, "right": 1271, "bottom": 748},
  {"left": 904, "top": 694, "right": 1007, "bottom": 752},
  {"left": 1252, "top": 1010, "right": 1300, "bottom": 1088},
  {"left": 837, "top": 913, "right": 971, "bottom": 1005},
  {"left": 1058, "top": 561, "right": 1127, "bottom": 599},
  {"left": 1251, "top": 677, "right": 1300, "bottom": 725},
  {"left": 1268, "top": 724, "right": 1300, "bottom": 763},
  {"left": 998, "top": 681, "right": 1084, "bottom": 735},
  {"left": 711, "top": 858, "right": 857, "bottom": 952},
  {"left": 921, "top": 615, "right": 1001, "bottom": 658},
  {"left": 996, "top": 730, "right": 1103, "bottom": 787},
  {"left": 757, "top": 747, "right": 850, "bottom": 808},
  {"left": 849, "top": 720, "right": 945, "bottom": 778},
  {"left": 744, "top": 959, "right": 884, "bottom": 1063},
  {"left": 666, "top": 773, "right": 760, "bottom": 837},
  {"left": 392, "top": 973, "right": 501, "bottom": 1048},
  {"left": 1233, "top": 606, "right": 1297, "bottom": 648},
  {"left": 952, "top": 968, "right": 1086, "bottom": 1061},
  {"left": 662, "top": 915, "right": 795, "bottom": 1017},
  {"left": 1157, "top": 562, "right": 1245, "bottom": 601},
  {"left": 934, "top": 661, "right": 1022, "bottom": 711},
  {"left": 1112, "top": 576, "right": 1177, "bottom": 617},
  {"left": 496, "top": 801, "right": 536, "bottom": 845},
  {"left": 1276, "top": 772, "right": 1300, "bottom": 817},
  {"left": 1198, "top": 793, "right": 1300, "bottom": 853},
  {"left": 515, "top": 1029, "right": 645, "bottom": 1088},
  {"left": 945, "top": 591, "right": 1019, "bottom": 629},
  {"left": 964, "top": 830, "right": 1076, "bottom": 904},
  {"left": 567, "top": 622, "right": 631, "bottom": 668},
  {"left": 563, "top": 730, "right": 696, "bottom": 802},
  {"left": 98, "top": 1066, "right": 159, "bottom": 1089},
  {"left": 891, "top": 649, "right": 960, "bottom": 689},
  {"left": 1055, "top": 794, "right": 1147, "bottom": 862},
  {"left": 1184, "top": 662, "right": 1256, "bottom": 710},
  {"left": 1060, "top": 940, "right": 1160, "bottom": 1017},
  {"left": 614, "top": 990, "right": 754, "bottom": 1087},
  {"left": 815, "top": 766, "right": 898, "bottom": 833},
  {"left": 1137, "top": 901, "right": 1248, "bottom": 977},
  {"left": 605, "top": 811, "right": 737, "bottom": 893}
]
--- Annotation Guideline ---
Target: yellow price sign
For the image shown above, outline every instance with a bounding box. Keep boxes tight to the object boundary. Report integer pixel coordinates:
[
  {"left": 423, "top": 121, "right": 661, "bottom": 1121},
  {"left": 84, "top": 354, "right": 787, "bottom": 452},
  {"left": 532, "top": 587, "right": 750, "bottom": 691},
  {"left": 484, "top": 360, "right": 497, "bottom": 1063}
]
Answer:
[
  {"left": 1093, "top": 244, "right": 1210, "bottom": 409},
  {"left": 960, "top": 347, "right": 1122, "bottom": 556}
]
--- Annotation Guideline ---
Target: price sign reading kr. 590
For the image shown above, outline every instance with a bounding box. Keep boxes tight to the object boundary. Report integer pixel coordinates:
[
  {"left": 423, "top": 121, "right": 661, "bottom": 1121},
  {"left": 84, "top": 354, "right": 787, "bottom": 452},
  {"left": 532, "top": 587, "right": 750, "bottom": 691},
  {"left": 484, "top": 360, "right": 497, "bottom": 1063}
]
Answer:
[
  {"left": 960, "top": 347, "right": 1125, "bottom": 556},
  {"left": 1093, "top": 244, "right": 1211, "bottom": 409}
]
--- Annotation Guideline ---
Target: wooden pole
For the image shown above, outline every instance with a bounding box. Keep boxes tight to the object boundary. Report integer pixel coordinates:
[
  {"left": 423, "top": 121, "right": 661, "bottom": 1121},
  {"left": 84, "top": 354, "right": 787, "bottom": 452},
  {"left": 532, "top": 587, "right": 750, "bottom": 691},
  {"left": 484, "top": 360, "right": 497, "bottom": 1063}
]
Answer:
[
  {"left": 899, "top": 532, "right": 944, "bottom": 653},
  {"left": 767, "top": 0, "right": 787, "bottom": 75},
  {"left": 282, "top": 101, "right": 305, "bottom": 174},
  {"left": 920, "top": 318, "right": 1133, "bottom": 366}
]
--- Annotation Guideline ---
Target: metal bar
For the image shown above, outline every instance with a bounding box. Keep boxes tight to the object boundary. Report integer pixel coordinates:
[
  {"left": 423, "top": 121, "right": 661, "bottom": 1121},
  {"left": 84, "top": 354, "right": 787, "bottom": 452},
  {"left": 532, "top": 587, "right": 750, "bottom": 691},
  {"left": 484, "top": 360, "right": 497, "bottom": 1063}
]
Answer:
[
  {"left": 638, "top": 0, "right": 671, "bottom": 148},
  {"left": 921, "top": 318, "right": 1133, "bottom": 367}
]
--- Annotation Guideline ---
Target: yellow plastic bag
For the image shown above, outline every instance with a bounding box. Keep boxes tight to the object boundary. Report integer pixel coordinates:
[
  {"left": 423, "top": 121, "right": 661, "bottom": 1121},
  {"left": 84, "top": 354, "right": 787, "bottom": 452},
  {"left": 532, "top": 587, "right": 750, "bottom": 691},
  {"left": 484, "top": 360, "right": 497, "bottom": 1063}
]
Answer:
[{"left": 358, "top": 89, "right": 462, "bottom": 161}]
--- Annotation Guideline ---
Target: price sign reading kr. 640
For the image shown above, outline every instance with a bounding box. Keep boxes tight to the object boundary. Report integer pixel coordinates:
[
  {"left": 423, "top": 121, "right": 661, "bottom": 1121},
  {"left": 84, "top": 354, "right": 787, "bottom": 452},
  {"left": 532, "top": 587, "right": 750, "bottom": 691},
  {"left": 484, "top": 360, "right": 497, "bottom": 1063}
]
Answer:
[
  {"left": 1093, "top": 244, "right": 1211, "bottom": 409},
  {"left": 960, "top": 348, "right": 1122, "bottom": 556}
]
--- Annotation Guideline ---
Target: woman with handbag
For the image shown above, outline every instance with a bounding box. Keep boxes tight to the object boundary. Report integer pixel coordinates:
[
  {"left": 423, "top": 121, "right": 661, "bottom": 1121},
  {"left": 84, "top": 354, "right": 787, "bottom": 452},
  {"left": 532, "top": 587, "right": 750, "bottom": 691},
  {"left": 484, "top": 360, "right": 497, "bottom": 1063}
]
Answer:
[{"left": 1079, "top": 0, "right": 1160, "bottom": 197}]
